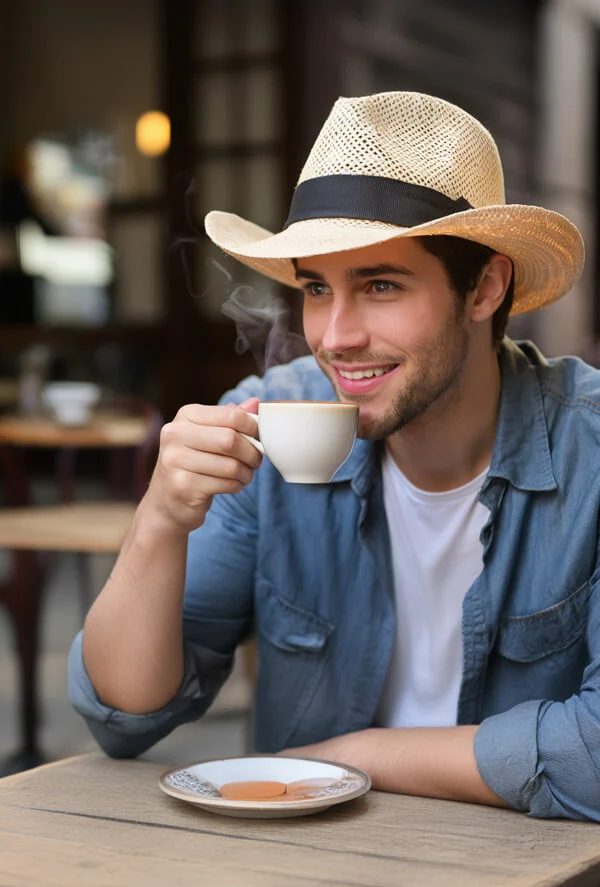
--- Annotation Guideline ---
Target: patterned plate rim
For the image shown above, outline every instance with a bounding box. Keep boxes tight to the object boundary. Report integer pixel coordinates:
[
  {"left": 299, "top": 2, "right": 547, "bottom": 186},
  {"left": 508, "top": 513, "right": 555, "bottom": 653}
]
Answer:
[{"left": 158, "top": 754, "right": 371, "bottom": 809}]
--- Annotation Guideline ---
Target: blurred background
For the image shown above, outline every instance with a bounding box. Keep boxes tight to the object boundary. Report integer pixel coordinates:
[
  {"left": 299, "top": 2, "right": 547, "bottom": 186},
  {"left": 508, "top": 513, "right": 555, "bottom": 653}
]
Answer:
[{"left": 0, "top": 0, "right": 597, "bottom": 771}]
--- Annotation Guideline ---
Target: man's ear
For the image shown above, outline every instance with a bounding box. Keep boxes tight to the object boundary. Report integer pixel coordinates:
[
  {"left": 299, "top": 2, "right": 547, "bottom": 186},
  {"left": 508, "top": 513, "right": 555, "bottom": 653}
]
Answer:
[{"left": 469, "top": 254, "right": 513, "bottom": 323}]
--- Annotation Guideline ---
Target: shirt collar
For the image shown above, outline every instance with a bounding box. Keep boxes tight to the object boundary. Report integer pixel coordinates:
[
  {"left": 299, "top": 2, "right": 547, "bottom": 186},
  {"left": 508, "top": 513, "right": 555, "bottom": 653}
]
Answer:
[
  {"left": 487, "top": 338, "right": 556, "bottom": 492},
  {"left": 332, "top": 436, "right": 377, "bottom": 495}
]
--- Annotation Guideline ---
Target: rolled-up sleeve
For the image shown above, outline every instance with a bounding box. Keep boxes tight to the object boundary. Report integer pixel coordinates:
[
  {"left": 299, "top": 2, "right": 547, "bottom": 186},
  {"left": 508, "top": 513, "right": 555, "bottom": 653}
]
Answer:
[
  {"left": 474, "top": 700, "right": 548, "bottom": 814},
  {"left": 475, "top": 575, "right": 600, "bottom": 821},
  {"left": 68, "top": 630, "right": 234, "bottom": 758}
]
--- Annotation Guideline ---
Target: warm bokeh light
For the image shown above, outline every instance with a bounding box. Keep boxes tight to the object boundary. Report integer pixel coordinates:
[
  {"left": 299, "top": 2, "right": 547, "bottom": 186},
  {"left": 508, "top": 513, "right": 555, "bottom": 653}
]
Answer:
[{"left": 135, "top": 110, "right": 171, "bottom": 157}]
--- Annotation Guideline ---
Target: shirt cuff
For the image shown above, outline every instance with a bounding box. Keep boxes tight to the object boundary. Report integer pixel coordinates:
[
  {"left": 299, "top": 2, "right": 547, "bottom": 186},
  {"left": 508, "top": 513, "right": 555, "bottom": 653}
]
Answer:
[{"left": 474, "top": 700, "right": 547, "bottom": 811}]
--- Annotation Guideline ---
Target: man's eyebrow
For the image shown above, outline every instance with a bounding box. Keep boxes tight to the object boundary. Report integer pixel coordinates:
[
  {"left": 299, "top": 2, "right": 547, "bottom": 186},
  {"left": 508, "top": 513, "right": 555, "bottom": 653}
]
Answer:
[
  {"left": 293, "top": 263, "right": 415, "bottom": 282},
  {"left": 347, "top": 264, "right": 415, "bottom": 280},
  {"left": 294, "top": 266, "right": 326, "bottom": 281}
]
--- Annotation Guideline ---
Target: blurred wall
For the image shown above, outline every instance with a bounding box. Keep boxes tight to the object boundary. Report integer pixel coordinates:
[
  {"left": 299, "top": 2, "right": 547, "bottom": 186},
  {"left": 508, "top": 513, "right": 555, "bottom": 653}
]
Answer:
[
  {"left": 534, "top": 0, "right": 597, "bottom": 358},
  {"left": 6, "top": 0, "right": 157, "bottom": 183},
  {"left": 3, "top": 0, "right": 163, "bottom": 323},
  {"left": 0, "top": 1, "right": 10, "bottom": 161}
]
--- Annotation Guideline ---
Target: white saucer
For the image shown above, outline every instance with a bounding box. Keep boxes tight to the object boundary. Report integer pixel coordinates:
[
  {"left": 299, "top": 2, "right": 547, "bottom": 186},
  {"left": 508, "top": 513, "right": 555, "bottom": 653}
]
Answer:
[{"left": 159, "top": 755, "right": 371, "bottom": 819}]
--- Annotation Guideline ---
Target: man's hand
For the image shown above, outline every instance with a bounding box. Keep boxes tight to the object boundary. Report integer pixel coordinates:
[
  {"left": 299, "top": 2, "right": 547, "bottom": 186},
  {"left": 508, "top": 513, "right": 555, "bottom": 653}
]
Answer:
[
  {"left": 283, "top": 726, "right": 509, "bottom": 808},
  {"left": 143, "top": 397, "right": 263, "bottom": 535}
]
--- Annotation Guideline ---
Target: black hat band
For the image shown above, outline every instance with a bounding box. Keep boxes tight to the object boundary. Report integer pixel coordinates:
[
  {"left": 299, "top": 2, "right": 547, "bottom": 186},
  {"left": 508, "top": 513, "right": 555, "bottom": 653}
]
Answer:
[{"left": 284, "top": 174, "right": 473, "bottom": 230}]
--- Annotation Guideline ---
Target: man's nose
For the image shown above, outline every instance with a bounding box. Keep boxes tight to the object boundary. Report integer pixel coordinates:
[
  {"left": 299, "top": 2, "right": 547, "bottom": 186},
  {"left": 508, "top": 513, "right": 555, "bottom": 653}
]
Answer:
[{"left": 321, "top": 299, "right": 369, "bottom": 353}]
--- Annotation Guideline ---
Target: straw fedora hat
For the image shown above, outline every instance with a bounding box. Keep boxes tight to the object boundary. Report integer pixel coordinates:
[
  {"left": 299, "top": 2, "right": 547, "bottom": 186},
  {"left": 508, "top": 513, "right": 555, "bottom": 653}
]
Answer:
[{"left": 205, "top": 91, "right": 584, "bottom": 315}]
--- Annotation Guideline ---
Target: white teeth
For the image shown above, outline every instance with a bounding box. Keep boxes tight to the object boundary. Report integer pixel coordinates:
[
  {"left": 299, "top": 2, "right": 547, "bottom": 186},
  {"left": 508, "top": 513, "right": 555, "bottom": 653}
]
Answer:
[{"left": 339, "top": 365, "right": 395, "bottom": 380}]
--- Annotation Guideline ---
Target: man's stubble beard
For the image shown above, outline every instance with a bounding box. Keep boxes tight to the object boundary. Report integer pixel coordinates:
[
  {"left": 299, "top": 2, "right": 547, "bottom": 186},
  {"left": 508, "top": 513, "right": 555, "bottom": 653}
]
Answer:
[{"left": 331, "top": 305, "right": 471, "bottom": 441}]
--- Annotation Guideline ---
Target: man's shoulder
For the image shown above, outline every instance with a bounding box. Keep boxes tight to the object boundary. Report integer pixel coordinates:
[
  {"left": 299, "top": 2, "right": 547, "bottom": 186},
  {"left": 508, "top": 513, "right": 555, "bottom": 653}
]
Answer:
[
  {"left": 220, "top": 356, "right": 334, "bottom": 404},
  {"left": 511, "top": 340, "right": 600, "bottom": 414}
]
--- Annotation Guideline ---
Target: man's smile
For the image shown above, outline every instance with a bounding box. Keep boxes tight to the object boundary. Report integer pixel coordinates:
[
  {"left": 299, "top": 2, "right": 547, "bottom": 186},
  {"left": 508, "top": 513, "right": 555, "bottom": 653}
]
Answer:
[{"left": 330, "top": 362, "right": 401, "bottom": 395}]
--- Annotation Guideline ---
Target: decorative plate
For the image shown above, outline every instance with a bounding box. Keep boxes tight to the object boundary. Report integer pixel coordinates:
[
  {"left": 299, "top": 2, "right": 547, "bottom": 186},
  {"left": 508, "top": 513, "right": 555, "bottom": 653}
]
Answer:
[{"left": 159, "top": 755, "right": 371, "bottom": 819}]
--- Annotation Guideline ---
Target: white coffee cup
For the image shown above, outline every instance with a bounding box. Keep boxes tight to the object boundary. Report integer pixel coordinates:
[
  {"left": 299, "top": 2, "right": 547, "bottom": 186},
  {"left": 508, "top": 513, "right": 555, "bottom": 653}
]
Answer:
[
  {"left": 241, "top": 401, "right": 359, "bottom": 484},
  {"left": 43, "top": 381, "right": 101, "bottom": 426}
]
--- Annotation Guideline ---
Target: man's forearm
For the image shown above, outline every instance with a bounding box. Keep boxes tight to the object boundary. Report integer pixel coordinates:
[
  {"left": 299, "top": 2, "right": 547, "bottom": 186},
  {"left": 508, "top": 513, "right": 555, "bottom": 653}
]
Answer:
[
  {"left": 285, "top": 726, "right": 509, "bottom": 808},
  {"left": 82, "top": 494, "right": 188, "bottom": 714}
]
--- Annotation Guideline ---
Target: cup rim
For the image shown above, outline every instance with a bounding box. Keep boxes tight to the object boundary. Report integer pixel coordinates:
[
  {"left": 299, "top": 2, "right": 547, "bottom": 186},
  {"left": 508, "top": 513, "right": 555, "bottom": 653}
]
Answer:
[{"left": 259, "top": 401, "right": 358, "bottom": 409}]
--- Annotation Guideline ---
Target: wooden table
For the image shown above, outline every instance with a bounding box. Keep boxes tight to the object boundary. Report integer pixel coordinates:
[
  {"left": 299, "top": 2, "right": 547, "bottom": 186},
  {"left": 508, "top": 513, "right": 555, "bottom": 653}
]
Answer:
[
  {"left": 0, "top": 501, "right": 137, "bottom": 551},
  {"left": 0, "top": 753, "right": 599, "bottom": 886}
]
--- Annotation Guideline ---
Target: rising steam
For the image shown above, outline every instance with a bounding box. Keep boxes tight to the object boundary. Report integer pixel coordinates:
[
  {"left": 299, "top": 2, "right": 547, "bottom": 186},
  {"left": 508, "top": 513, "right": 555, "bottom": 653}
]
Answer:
[
  {"left": 220, "top": 281, "right": 310, "bottom": 373},
  {"left": 172, "top": 176, "right": 310, "bottom": 374}
]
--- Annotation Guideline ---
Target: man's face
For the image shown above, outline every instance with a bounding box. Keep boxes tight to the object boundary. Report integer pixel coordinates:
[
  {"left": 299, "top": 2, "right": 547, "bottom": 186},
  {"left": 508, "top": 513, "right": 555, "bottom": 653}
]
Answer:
[{"left": 298, "top": 238, "right": 472, "bottom": 440}]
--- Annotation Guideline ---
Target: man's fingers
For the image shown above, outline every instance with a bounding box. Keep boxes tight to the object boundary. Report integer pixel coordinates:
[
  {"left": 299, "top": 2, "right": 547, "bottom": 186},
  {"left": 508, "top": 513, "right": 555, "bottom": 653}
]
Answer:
[
  {"left": 161, "top": 449, "right": 255, "bottom": 487},
  {"left": 176, "top": 403, "right": 259, "bottom": 434},
  {"left": 162, "top": 420, "right": 262, "bottom": 467}
]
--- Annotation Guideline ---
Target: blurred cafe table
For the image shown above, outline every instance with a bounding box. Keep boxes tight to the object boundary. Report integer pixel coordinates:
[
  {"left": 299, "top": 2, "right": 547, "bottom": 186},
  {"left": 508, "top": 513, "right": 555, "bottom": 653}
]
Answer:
[
  {"left": 0, "top": 408, "right": 150, "bottom": 448},
  {"left": 0, "top": 403, "right": 158, "bottom": 504},
  {"left": 1, "top": 754, "right": 600, "bottom": 887}
]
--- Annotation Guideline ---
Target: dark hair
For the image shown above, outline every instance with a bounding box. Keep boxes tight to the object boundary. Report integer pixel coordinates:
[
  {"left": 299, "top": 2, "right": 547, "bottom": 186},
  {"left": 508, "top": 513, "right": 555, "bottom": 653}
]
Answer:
[{"left": 418, "top": 235, "right": 514, "bottom": 347}]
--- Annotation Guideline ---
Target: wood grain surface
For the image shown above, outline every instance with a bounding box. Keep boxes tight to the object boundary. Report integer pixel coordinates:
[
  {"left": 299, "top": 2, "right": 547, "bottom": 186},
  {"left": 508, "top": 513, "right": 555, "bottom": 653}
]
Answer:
[{"left": 0, "top": 754, "right": 599, "bottom": 886}]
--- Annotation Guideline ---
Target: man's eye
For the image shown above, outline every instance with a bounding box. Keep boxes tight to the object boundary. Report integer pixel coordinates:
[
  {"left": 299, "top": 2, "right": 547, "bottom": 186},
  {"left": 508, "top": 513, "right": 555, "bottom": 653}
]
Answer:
[
  {"left": 370, "top": 280, "right": 398, "bottom": 294},
  {"left": 305, "top": 282, "right": 329, "bottom": 296}
]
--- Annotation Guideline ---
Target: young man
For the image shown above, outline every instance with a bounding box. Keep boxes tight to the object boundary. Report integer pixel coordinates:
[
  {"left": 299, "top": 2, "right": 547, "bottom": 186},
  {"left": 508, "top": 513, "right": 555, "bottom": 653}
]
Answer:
[{"left": 69, "top": 92, "right": 597, "bottom": 820}]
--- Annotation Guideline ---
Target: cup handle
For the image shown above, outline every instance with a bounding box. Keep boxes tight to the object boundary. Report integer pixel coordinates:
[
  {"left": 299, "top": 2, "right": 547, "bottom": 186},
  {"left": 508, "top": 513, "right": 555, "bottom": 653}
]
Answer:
[{"left": 239, "top": 412, "right": 265, "bottom": 455}]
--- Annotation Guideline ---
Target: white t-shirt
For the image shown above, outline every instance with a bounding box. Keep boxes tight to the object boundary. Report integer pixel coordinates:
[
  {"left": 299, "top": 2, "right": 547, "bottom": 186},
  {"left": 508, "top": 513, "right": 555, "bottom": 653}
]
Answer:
[{"left": 375, "top": 448, "right": 489, "bottom": 728}]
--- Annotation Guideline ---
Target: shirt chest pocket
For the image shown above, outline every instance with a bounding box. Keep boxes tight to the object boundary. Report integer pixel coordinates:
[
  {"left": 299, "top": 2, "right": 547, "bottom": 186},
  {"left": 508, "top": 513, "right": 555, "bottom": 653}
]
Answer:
[
  {"left": 497, "top": 580, "right": 591, "bottom": 662},
  {"left": 254, "top": 578, "right": 334, "bottom": 751},
  {"left": 491, "top": 580, "right": 591, "bottom": 705}
]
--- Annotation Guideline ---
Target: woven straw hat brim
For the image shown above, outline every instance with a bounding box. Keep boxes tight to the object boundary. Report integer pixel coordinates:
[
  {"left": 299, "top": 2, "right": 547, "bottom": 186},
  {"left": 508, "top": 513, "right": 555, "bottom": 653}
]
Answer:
[{"left": 205, "top": 205, "right": 584, "bottom": 316}]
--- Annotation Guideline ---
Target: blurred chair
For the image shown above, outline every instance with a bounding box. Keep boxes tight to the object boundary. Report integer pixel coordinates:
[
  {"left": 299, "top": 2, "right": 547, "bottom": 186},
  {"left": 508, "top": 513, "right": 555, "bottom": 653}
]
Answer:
[{"left": 0, "top": 398, "right": 161, "bottom": 772}]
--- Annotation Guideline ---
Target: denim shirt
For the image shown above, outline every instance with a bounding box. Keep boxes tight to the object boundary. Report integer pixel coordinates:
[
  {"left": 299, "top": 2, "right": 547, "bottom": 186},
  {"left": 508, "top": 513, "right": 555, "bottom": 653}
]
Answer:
[{"left": 69, "top": 338, "right": 600, "bottom": 821}]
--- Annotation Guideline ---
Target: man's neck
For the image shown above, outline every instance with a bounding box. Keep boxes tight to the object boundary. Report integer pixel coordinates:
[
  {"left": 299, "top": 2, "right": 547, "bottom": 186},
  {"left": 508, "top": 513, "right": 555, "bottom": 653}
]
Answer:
[{"left": 385, "top": 346, "right": 501, "bottom": 493}]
